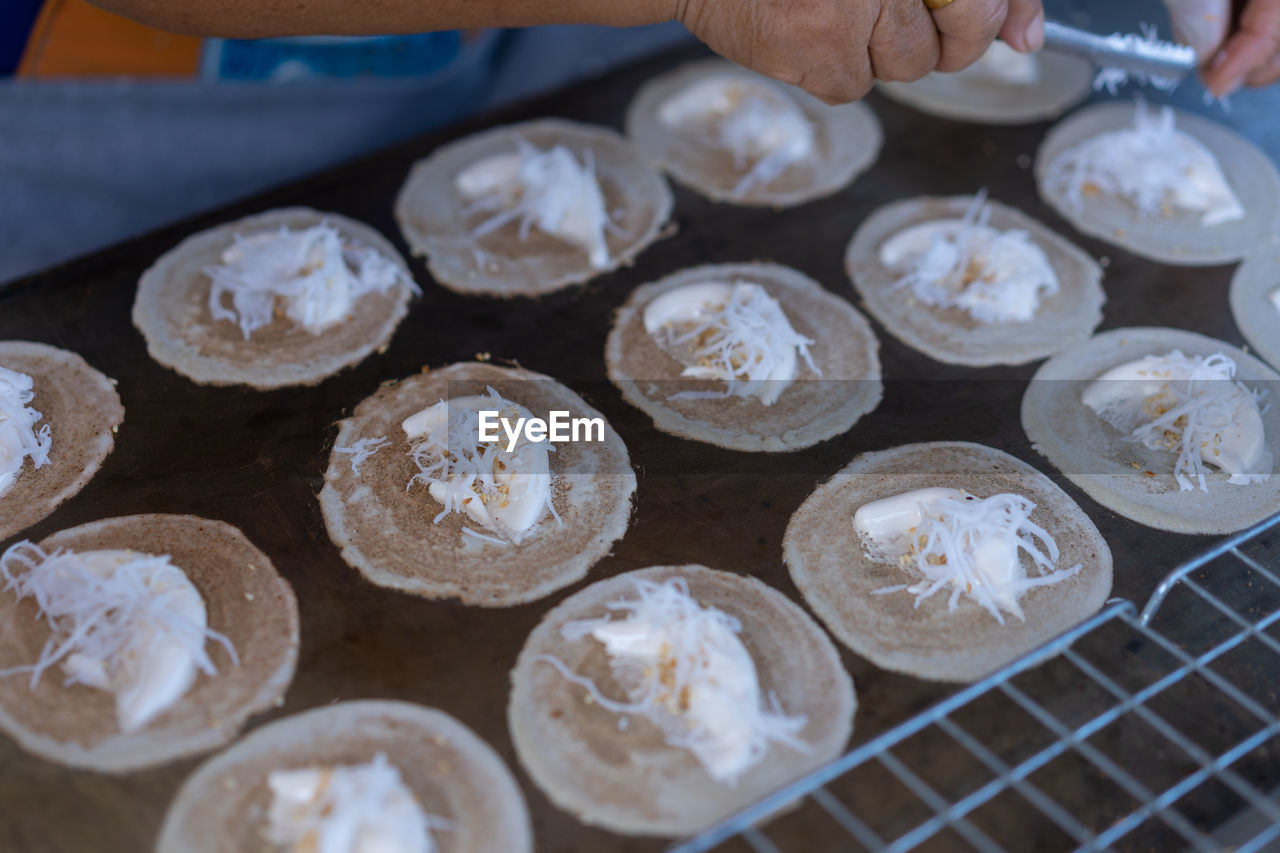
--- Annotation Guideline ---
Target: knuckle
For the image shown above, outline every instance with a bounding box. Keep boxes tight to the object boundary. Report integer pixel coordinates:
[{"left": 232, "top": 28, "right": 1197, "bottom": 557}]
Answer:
[{"left": 939, "top": 0, "right": 1007, "bottom": 38}]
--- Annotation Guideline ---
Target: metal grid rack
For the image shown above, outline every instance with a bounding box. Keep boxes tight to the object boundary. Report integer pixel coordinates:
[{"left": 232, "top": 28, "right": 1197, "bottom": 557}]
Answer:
[{"left": 674, "top": 513, "right": 1280, "bottom": 853}]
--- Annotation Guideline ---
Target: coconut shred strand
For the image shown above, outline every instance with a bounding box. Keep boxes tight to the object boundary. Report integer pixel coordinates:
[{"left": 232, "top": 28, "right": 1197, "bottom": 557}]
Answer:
[
  {"left": 878, "top": 190, "right": 1059, "bottom": 324},
  {"left": 456, "top": 139, "right": 611, "bottom": 268},
  {"left": 206, "top": 222, "right": 415, "bottom": 339},
  {"left": 0, "top": 542, "right": 236, "bottom": 732},
  {"left": 538, "top": 577, "right": 808, "bottom": 785},
  {"left": 333, "top": 436, "right": 390, "bottom": 476},
  {"left": 857, "top": 490, "right": 1080, "bottom": 624},
  {"left": 657, "top": 76, "right": 816, "bottom": 196},
  {"left": 1092, "top": 24, "right": 1182, "bottom": 94},
  {"left": 1045, "top": 102, "right": 1244, "bottom": 226},
  {"left": 0, "top": 366, "right": 52, "bottom": 498},
  {"left": 644, "top": 282, "right": 818, "bottom": 406},
  {"left": 404, "top": 386, "right": 555, "bottom": 544},
  {"left": 1083, "top": 350, "right": 1272, "bottom": 491},
  {"left": 267, "top": 753, "right": 437, "bottom": 853}
]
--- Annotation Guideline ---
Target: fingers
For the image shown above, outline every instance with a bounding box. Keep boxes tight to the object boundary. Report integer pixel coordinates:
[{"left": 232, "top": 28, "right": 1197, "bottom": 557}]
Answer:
[
  {"left": 998, "top": 0, "right": 1045, "bottom": 52},
  {"left": 930, "top": 0, "right": 1009, "bottom": 72},
  {"left": 1163, "top": 0, "right": 1231, "bottom": 60},
  {"left": 1200, "top": 0, "right": 1280, "bottom": 95},
  {"left": 1246, "top": 41, "right": 1280, "bottom": 84},
  {"left": 869, "top": 0, "right": 941, "bottom": 82}
]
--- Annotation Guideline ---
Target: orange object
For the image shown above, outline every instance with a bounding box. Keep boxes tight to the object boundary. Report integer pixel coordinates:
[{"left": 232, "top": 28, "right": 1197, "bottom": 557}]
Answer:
[{"left": 18, "top": 0, "right": 202, "bottom": 77}]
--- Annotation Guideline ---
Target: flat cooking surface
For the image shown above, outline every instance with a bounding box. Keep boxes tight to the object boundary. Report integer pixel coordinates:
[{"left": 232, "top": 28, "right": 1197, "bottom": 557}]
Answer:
[{"left": 0, "top": 45, "right": 1260, "bottom": 852}]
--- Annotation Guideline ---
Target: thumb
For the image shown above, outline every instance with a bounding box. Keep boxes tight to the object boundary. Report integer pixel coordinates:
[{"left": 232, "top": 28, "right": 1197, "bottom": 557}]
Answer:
[{"left": 1164, "top": 0, "right": 1232, "bottom": 60}]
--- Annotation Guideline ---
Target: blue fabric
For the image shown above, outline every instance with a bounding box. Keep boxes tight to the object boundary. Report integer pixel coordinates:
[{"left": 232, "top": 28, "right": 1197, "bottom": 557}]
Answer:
[
  {"left": 0, "top": 22, "right": 693, "bottom": 284},
  {"left": 205, "top": 32, "right": 464, "bottom": 81}
]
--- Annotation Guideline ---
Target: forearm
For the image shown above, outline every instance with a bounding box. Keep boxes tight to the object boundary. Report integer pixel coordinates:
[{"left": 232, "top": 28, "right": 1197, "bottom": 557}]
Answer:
[{"left": 86, "top": 0, "right": 678, "bottom": 38}]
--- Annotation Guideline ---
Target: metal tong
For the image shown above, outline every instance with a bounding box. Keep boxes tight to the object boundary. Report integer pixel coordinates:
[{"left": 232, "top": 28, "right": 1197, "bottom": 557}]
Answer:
[{"left": 1043, "top": 20, "right": 1199, "bottom": 83}]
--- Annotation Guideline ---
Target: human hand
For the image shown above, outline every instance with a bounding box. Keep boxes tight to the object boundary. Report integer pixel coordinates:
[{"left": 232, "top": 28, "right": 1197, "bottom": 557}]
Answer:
[
  {"left": 673, "top": 0, "right": 1045, "bottom": 104},
  {"left": 1166, "top": 0, "right": 1280, "bottom": 95}
]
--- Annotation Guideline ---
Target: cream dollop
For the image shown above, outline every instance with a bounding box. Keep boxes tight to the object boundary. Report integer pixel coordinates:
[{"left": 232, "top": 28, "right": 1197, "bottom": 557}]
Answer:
[
  {"left": 541, "top": 576, "right": 807, "bottom": 784},
  {"left": 1045, "top": 103, "right": 1245, "bottom": 226},
  {"left": 0, "top": 543, "right": 235, "bottom": 732},
  {"left": 956, "top": 40, "right": 1040, "bottom": 86},
  {"left": 1082, "top": 350, "right": 1272, "bottom": 490},
  {"left": 878, "top": 194, "right": 1059, "bottom": 324},
  {"left": 657, "top": 74, "right": 815, "bottom": 196},
  {"left": 404, "top": 387, "right": 555, "bottom": 544},
  {"left": 266, "top": 753, "right": 435, "bottom": 853},
  {"left": 856, "top": 488, "right": 1080, "bottom": 623},
  {"left": 643, "top": 281, "right": 817, "bottom": 405},
  {"left": 456, "top": 141, "right": 611, "bottom": 268},
  {"left": 205, "top": 222, "right": 414, "bottom": 340},
  {"left": 0, "top": 366, "right": 52, "bottom": 498}
]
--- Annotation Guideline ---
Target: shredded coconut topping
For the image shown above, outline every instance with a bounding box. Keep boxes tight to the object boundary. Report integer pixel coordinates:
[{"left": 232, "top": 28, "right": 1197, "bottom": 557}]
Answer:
[
  {"left": 879, "top": 191, "right": 1059, "bottom": 324},
  {"left": 643, "top": 281, "right": 818, "bottom": 406},
  {"left": 1092, "top": 24, "right": 1182, "bottom": 94},
  {"left": 205, "top": 222, "right": 415, "bottom": 340},
  {"left": 863, "top": 491, "right": 1081, "bottom": 624},
  {"left": 0, "top": 366, "right": 52, "bottom": 498},
  {"left": 657, "top": 75, "right": 816, "bottom": 197},
  {"left": 1083, "top": 350, "right": 1273, "bottom": 491},
  {"left": 537, "top": 576, "right": 809, "bottom": 785},
  {"left": 1044, "top": 102, "right": 1245, "bottom": 226},
  {"left": 0, "top": 542, "right": 236, "bottom": 731},
  {"left": 456, "top": 139, "right": 612, "bottom": 268},
  {"left": 405, "top": 387, "right": 556, "bottom": 544},
  {"left": 334, "top": 436, "right": 390, "bottom": 476},
  {"left": 266, "top": 753, "right": 436, "bottom": 853}
]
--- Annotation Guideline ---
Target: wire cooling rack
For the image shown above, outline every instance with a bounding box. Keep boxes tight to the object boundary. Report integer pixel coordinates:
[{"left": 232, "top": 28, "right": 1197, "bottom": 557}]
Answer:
[{"left": 673, "top": 513, "right": 1280, "bottom": 853}]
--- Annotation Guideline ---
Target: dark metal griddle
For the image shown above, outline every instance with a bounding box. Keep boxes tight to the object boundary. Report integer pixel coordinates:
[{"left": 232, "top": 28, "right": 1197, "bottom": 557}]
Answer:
[{"left": 0, "top": 44, "right": 1271, "bottom": 853}]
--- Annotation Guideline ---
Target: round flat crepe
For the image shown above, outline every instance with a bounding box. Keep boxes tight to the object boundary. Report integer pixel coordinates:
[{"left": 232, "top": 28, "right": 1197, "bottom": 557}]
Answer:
[
  {"left": 784, "top": 442, "right": 1113, "bottom": 683},
  {"left": 134, "top": 207, "right": 417, "bottom": 388},
  {"left": 394, "top": 119, "right": 673, "bottom": 298},
  {"left": 625, "top": 59, "right": 883, "bottom": 207},
  {"left": 319, "top": 362, "right": 636, "bottom": 606},
  {"left": 508, "top": 564, "right": 856, "bottom": 837},
  {"left": 0, "top": 514, "right": 299, "bottom": 773},
  {"left": 877, "top": 51, "right": 1093, "bottom": 125},
  {"left": 1229, "top": 239, "right": 1280, "bottom": 372},
  {"left": 605, "top": 262, "right": 882, "bottom": 452},
  {"left": 157, "top": 700, "right": 532, "bottom": 853},
  {"left": 1035, "top": 102, "right": 1280, "bottom": 266},
  {"left": 845, "top": 195, "right": 1105, "bottom": 366},
  {"left": 1022, "top": 327, "right": 1280, "bottom": 534},
  {"left": 0, "top": 341, "right": 123, "bottom": 542}
]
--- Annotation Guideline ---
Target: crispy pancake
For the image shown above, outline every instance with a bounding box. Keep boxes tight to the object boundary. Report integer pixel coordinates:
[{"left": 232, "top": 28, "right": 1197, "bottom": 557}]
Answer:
[
  {"left": 319, "top": 362, "right": 636, "bottom": 606},
  {"left": 877, "top": 52, "right": 1092, "bottom": 125},
  {"left": 1035, "top": 103, "right": 1280, "bottom": 266},
  {"left": 0, "top": 514, "right": 299, "bottom": 772},
  {"left": 626, "top": 59, "right": 882, "bottom": 207},
  {"left": 1022, "top": 327, "right": 1280, "bottom": 533},
  {"left": 134, "top": 207, "right": 416, "bottom": 388},
  {"left": 784, "top": 442, "right": 1112, "bottom": 682},
  {"left": 508, "top": 564, "right": 856, "bottom": 837},
  {"left": 1229, "top": 239, "right": 1280, "bottom": 372},
  {"left": 157, "top": 700, "right": 531, "bottom": 853},
  {"left": 0, "top": 341, "right": 123, "bottom": 542},
  {"left": 845, "top": 195, "right": 1104, "bottom": 366},
  {"left": 606, "top": 262, "right": 882, "bottom": 452},
  {"left": 395, "top": 119, "right": 673, "bottom": 298}
]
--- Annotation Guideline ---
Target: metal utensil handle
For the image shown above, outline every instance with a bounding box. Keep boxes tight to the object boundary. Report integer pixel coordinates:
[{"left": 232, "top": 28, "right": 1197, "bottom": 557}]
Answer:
[{"left": 1043, "top": 20, "right": 1198, "bottom": 80}]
